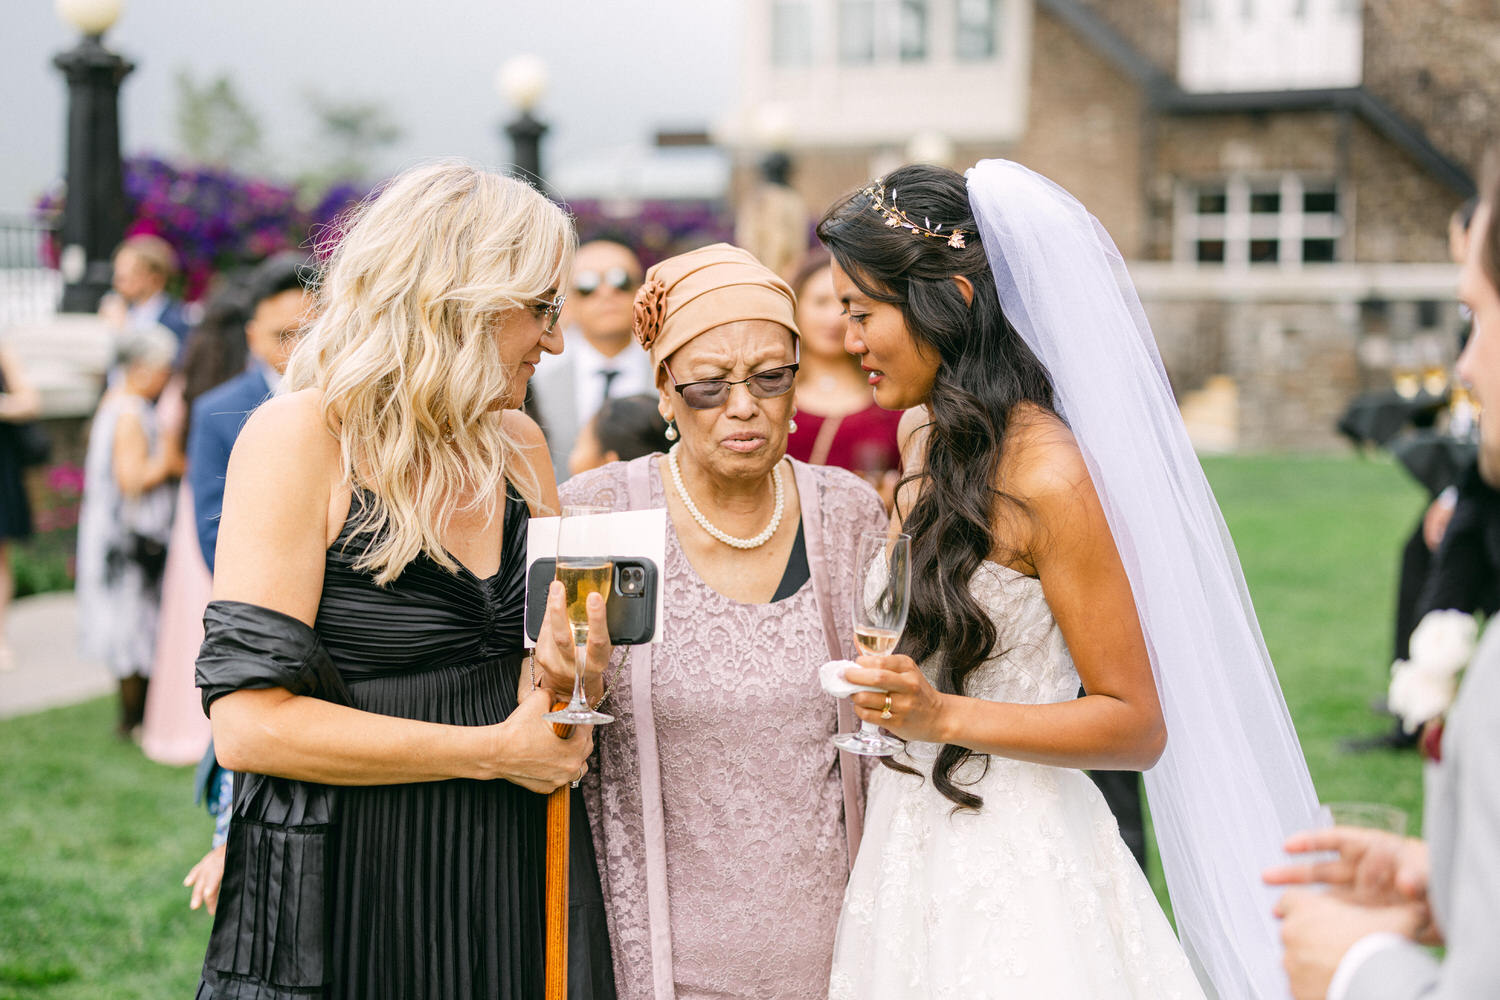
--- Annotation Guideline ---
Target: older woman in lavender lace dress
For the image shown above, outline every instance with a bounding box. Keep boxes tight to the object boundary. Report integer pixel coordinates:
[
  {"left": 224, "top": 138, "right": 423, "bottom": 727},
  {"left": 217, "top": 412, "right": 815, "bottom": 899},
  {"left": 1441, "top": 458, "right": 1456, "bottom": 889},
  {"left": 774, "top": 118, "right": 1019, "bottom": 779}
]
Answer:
[{"left": 548, "top": 244, "right": 886, "bottom": 1000}]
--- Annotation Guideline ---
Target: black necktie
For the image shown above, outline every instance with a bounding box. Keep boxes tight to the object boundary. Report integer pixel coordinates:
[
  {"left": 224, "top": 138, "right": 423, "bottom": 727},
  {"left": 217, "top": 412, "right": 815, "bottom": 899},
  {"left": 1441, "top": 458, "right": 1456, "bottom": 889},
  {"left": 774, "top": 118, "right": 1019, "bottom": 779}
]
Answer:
[{"left": 599, "top": 368, "right": 620, "bottom": 404}]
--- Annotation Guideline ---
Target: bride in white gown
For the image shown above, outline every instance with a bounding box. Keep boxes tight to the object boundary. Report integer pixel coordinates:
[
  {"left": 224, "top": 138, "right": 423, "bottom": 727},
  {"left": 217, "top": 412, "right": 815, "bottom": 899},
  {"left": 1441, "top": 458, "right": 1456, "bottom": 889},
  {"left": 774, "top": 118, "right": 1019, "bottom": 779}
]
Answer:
[
  {"left": 835, "top": 558, "right": 1205, "bottom": 998},
  {"left": 816, "top": 160, "right": 1323, "bottom": 999}
]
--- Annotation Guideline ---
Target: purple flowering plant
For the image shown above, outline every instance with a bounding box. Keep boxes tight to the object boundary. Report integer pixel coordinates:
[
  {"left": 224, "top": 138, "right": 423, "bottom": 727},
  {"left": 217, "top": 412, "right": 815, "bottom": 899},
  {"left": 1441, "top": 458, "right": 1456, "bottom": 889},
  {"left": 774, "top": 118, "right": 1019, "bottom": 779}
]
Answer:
[{"left": 34, "top": 156, "right": 368, "bottom": 301}]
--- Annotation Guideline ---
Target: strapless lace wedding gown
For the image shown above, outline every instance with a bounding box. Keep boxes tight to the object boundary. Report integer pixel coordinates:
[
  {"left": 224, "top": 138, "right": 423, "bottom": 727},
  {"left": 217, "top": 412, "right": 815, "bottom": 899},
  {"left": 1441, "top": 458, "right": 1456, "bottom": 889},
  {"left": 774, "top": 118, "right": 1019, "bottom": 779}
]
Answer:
[{"left": 828, "top": 561, "right": 1207, "bottom": 1000}]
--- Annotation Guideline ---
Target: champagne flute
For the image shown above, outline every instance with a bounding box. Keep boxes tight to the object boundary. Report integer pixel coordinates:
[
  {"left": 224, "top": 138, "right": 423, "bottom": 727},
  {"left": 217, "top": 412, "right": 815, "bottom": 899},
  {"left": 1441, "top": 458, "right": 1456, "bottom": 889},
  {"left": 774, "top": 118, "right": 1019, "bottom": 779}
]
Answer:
[
  {"left": 544, "top": 505, "right": 615, "bottom": 726},
  {"left": 832, "top": 530, "right": 911, "bottom": 757}
]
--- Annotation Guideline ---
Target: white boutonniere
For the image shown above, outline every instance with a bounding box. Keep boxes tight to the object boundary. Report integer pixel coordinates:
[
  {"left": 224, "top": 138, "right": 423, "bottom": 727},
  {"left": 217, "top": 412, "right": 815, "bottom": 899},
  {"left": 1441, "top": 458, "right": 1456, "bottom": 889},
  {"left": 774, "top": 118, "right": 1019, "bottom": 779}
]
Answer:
[{"left": 1387, "top": 610, "right": 1478, "bottom": 733}]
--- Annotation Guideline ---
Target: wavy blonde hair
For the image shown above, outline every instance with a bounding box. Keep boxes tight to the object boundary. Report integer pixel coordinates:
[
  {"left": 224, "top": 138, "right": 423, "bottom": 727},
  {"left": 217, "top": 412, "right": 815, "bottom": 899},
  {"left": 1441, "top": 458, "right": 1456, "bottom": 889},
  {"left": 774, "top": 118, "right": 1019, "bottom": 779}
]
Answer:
[{"left": 286, "top": 160, "right": 574, "bottom": 585}]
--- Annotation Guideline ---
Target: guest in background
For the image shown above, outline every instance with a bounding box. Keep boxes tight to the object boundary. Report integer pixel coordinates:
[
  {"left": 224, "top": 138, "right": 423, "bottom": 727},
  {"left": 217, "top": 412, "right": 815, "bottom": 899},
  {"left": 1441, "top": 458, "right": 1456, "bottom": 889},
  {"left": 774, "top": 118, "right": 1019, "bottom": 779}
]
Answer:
[
  {"left": 0, "top": 345, "right": 42, "bottom": 672},
  {"left": 140, "top": 279, "right": 256, "bottom": 766},
  {"left": 76, "top": 325, "right": 181, "bottom": 736},
  {"left": 530, "top": 239, "right": 652, "bottom": 473},
  {"left": 186, "top": 254, "right": 313, "bottom": 572},
  {"left": 1265, "top": 159, "right": 1500, "bottom": 1000},
  {"left": 566, "top": 392, "right": 673, "bottom": 478},
  {"left": 784, "top": 250, "right": 903, "bottom": 504},
  {"left": 735, "top": 151, "right": 810, "bottom": 280},
  {"left": 99, "top": 234, "right": 192, "bottom": 349},
  {"left": 1355, "top": 195, "right": 1485, "bottom": 752}
]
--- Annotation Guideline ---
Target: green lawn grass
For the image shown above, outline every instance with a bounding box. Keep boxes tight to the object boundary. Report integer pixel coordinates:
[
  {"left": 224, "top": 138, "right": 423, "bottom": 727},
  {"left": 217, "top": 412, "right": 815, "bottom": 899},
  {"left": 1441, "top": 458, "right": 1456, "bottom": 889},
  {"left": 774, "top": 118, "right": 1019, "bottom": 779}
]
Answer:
[
  {"left": 0, "top": 453, "right": 1432, "bottom": 997},
  {"left": 1141, "top": 452, "right": 1430, "bottom": 910},
  {"left": 0, "top": 699, "right": 209, "bottom": 999}
]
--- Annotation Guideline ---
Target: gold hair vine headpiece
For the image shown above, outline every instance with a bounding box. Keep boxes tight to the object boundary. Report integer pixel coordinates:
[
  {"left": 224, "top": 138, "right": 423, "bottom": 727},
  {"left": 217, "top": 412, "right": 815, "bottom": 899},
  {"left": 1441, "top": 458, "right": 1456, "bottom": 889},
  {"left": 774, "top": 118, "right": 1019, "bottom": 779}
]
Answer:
[{"left": 861, "top": 181, "right": 967, "bottom": 249}]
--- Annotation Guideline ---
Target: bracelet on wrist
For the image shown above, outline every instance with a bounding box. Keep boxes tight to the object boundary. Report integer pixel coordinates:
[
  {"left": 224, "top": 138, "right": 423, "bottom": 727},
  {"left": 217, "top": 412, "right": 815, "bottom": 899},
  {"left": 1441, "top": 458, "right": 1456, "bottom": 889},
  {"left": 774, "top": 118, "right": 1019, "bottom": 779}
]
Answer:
[{"left": 529, "top": 650, "right": 622, "bottom": 710}]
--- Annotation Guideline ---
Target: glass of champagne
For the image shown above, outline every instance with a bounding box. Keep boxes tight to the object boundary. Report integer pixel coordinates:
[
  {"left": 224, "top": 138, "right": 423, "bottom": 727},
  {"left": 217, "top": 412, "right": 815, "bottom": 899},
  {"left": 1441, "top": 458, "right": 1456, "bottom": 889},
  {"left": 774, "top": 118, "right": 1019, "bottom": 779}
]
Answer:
[
  {"left": 833, "top": 530, "right": 911, "bottom": 757},
  {"left": 1392, "top": 367, "right": 1421, "bottom": 399},
  {"left": 543, "top": 504, "right": 615, "bottom": 726}
]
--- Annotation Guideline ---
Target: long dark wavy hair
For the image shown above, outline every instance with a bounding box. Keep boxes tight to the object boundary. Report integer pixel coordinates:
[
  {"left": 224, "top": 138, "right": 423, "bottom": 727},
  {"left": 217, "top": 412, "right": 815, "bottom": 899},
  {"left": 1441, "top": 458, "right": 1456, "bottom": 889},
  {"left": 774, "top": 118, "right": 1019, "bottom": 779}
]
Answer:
[{"left": 817, "top": 164, "right": 1056, "bottom": 810}]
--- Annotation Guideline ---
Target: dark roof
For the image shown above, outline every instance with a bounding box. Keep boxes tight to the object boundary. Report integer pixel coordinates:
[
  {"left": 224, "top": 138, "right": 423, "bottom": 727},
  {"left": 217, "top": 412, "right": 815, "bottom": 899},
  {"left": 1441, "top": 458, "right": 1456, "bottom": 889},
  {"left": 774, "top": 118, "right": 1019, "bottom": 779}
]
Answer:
[{"left": 1036, "top": 0, "right": 1475, "bottom": 197}]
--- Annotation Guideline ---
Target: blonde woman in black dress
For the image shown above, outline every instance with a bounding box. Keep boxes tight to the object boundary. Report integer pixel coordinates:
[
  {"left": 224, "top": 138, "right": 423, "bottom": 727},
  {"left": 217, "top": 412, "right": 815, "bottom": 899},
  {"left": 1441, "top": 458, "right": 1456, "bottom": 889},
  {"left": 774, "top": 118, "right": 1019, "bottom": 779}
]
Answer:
[{"left": 195, "top": 162, "right": 614, "bottom": 999}]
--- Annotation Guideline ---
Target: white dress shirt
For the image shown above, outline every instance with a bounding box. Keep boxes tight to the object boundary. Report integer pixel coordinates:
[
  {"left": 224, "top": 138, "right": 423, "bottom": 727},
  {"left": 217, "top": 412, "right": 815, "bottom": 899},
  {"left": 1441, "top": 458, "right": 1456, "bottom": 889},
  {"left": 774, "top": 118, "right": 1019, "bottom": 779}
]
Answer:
[
  {"left": 568, "top": 333, "right": 652, "bottom": 422},
  {"left": 1328, "top": 933, "right": 1413, "bottom": 1000},
  {"left": 127, "top": 292, "right": 169, "bottom": 330}
]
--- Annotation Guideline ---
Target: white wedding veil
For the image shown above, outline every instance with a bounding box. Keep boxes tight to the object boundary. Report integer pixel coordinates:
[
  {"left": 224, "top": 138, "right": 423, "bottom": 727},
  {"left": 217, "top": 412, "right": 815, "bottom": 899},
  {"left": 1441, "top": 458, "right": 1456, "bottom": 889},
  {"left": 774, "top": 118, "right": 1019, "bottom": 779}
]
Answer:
[{"left": 967, "top": 159, "right": 1322, "bottom": 999}]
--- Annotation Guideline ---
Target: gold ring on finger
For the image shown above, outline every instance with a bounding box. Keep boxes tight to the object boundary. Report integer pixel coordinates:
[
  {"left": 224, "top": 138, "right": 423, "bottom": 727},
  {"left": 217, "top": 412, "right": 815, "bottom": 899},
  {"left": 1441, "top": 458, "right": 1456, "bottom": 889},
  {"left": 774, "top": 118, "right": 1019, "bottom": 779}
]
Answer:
[{"left": 881, "top": 694, "right": 893, "bottom": 720}]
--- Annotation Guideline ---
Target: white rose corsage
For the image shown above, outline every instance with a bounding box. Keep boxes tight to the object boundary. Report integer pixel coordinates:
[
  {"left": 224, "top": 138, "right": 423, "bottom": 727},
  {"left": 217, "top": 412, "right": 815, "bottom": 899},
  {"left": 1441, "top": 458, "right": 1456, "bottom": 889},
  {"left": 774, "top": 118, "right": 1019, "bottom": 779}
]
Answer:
[{"left": 1387, "top": 609, "right": 1478, "bottom": 733}]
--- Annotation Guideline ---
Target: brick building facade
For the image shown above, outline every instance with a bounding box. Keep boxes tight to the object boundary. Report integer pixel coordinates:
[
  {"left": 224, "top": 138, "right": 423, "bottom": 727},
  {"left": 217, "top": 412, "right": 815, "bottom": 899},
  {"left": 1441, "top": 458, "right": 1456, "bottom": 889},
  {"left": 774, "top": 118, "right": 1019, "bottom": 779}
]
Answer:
[{"left": 727, "top": 0, "right": 1491, "bottom": 449}]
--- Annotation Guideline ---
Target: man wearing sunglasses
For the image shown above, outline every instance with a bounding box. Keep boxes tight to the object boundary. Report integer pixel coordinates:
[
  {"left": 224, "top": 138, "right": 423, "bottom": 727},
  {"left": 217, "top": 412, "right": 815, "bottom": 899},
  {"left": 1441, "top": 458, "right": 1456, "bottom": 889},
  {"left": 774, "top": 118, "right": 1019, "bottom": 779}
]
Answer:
[{"left": 530, "top": 239, "right": 653, "bottom": 476}]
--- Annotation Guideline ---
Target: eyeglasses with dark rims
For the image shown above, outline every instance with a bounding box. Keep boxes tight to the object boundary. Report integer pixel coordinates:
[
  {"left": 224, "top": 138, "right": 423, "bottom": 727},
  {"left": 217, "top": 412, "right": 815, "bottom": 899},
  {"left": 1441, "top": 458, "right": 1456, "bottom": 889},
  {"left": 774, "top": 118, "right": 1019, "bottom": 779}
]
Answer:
[{"left": 663, "top": 361, "right": 800, "bottom": 410}]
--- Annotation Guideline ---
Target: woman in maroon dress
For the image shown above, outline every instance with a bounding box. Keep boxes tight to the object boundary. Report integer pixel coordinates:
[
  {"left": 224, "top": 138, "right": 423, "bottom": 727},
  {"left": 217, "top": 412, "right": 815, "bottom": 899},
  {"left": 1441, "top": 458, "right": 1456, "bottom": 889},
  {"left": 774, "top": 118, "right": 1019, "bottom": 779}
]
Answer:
[{"left": 784, "top": 250, "right": 903, "bottom": 499}]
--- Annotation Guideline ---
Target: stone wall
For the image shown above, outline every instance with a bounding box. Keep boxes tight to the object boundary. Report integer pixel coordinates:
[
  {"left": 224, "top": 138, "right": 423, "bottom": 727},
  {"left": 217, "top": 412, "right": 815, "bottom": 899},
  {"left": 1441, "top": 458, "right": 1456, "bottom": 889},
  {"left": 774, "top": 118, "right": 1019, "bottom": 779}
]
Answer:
[
  {"left": 1072, "top": 0, "right": 1178, "bottom": 76},
  {"left": 1219, "top": 299, "right": 1363, "bottom": 451},
  {"left": 1136, "top": 261, "right": 1464, "bottom": 451},
  {"left": 1139, "top": 297, "right": 1229, "bottom": 397},
  {"left": 1347, "top": 118, "right": 1462, "bottom": 263},
  {"left": 1362, "top": 0, "right": 1500, "bottom": 189},
  {"left": 1007, "top": 6, "right": 1148, "bottom": 257}
]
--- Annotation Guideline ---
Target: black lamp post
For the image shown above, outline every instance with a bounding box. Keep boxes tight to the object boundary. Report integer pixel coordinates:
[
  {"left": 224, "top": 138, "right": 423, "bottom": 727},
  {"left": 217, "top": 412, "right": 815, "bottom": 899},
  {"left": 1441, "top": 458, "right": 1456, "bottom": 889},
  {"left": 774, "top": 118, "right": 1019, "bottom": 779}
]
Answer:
[
  {"left": 53, "top": 0, "right": 134, "bottom": 313},
  {"left": 496, "top": 56, "right": 550, "bottom": 193},
  {"left": 504, "top": 112, "right": 549, "bottom": 188}
]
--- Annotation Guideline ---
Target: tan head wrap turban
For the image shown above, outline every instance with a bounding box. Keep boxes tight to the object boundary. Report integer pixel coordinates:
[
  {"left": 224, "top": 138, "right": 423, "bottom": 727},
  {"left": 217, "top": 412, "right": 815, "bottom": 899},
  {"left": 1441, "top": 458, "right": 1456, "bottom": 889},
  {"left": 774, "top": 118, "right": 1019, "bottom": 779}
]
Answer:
[{"left": 631, "top": 243, "right": 801, "bottom": 369}]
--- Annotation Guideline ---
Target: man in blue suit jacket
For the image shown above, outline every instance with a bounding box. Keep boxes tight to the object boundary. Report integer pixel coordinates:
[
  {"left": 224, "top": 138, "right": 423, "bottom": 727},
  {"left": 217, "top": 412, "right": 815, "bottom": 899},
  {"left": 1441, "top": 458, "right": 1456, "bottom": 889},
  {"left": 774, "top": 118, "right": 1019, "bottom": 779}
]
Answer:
[
  {"left": 183, "top": 253, "right": 314, "bottom": 915},
  {"left": 187, "top": 255, "right": 314, "bottom": 572}
]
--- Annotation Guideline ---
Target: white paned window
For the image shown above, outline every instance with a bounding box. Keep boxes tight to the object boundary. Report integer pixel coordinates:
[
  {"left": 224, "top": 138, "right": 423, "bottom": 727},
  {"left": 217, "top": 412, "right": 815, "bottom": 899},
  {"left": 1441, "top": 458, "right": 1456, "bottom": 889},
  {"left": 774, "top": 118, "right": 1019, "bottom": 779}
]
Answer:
[
  {"left": 1176, "top": 175, "right": 1343, "bottom": 268},
  {"left": 838, "top": 0, "right": 930, "bottom": 64},
  {"left": 839, "top": 0, "right": 877, "bottom": 63},
  {"left": 956, "top": 0, "right": 1000, "bottom": 60},
  {"left": 772, "top": 0, "right": 815, "bottom": 66},
  {"left": 899, "top": 0, "right": 929, "bottom": 61}
]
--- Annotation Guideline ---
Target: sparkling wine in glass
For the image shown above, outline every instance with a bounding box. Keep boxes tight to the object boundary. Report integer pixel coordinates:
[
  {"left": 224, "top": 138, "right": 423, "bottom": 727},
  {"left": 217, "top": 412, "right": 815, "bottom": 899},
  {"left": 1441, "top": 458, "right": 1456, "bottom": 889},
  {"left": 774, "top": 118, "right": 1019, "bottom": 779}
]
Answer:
[
  {"left": 544, "top": 505, "right": 615, "bottom": 726},
  {"left": 833, "top": 531, "right": 911, "bottom": 757}
]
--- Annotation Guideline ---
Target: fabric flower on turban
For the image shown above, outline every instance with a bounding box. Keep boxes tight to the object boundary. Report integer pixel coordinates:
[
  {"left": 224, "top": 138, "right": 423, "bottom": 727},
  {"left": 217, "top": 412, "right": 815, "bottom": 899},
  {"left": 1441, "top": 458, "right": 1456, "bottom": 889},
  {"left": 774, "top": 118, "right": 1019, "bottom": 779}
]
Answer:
[{"left": 633, "top": 276, "right": 669, "bottom": 352}]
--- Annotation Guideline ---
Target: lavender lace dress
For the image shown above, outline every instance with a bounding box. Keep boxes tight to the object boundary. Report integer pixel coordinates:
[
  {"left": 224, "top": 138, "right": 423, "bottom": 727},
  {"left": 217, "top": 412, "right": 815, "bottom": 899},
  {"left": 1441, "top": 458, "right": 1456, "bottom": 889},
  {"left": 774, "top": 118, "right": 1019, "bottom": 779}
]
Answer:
[{"left": 565, "top": 455, "right": 886, "bottom": 1000}]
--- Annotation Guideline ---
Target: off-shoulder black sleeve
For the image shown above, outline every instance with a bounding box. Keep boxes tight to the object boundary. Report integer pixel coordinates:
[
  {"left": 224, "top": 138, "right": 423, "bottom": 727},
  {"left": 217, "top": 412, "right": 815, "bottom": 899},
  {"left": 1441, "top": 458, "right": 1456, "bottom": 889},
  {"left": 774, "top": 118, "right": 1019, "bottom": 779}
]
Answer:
[
  {"left": 193, "top": 601, "right": 348, "bottom": 998},
  {"left": 196, "top": 599, "right": 352, "bottom": 715}
]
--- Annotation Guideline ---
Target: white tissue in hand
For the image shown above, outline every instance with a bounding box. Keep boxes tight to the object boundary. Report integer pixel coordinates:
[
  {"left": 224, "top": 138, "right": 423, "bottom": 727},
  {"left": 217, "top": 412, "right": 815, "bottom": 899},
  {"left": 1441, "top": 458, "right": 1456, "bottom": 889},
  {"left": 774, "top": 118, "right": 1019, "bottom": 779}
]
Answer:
[{"left": 820, "top": 659, "right": 883, "bottom": 698}]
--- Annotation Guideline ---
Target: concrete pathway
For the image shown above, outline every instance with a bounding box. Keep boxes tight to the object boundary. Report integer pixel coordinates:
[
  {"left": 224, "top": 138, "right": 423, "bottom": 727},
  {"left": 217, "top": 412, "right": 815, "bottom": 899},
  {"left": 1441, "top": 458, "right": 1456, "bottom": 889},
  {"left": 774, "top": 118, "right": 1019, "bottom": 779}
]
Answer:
[{"left": 0, "top": 591, "right": 112, "bottom": 719}]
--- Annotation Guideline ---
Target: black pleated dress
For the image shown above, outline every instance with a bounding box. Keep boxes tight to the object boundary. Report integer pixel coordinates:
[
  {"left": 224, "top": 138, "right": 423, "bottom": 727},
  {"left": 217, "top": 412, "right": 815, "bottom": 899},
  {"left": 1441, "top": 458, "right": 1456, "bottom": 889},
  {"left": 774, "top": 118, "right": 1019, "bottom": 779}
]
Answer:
[{"left": 195, "top": 485, "right": 614, "bottom": 1000}]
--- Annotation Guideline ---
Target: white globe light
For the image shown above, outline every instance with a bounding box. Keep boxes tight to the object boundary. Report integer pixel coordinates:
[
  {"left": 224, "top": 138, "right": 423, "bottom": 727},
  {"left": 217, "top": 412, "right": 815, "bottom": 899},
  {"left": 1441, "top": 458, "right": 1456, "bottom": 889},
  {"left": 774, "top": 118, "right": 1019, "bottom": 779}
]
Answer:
[
  {"left": 496, "top": 55, "right": 548, "bottom": 112},
  {"left": 56, "top": 0, "right": 122, "bottom": 35}
]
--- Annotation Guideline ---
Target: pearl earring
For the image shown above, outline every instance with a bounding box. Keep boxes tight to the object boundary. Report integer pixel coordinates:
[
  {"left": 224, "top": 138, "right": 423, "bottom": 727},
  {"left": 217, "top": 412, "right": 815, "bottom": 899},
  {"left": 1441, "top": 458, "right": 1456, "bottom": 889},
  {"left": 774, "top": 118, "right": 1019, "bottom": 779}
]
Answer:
[
  {"left": 788, "top": 418, "right": 799, "bottom": 434},
  {"left": 665, "top": 421, "right": 679, "bottom": 442}
]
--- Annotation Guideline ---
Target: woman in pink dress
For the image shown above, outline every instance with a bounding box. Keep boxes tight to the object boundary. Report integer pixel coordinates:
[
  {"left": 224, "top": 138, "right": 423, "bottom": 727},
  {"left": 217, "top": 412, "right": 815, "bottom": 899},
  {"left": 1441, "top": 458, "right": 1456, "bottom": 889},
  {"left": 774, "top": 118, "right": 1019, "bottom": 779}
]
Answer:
[
  {"left": 551, "top": 244, "right": 887, "bottom": 1000},
  {"left": 140, "top": 284, "right": 252, "bottom": 765}
]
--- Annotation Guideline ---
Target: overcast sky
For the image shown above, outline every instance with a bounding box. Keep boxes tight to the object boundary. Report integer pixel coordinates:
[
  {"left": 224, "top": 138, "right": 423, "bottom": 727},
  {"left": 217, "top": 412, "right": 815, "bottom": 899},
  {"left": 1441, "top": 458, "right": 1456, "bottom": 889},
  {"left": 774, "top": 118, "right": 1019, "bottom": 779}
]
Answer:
[{"left": 1, "top": 0, "right": 740, "bottom": 212}]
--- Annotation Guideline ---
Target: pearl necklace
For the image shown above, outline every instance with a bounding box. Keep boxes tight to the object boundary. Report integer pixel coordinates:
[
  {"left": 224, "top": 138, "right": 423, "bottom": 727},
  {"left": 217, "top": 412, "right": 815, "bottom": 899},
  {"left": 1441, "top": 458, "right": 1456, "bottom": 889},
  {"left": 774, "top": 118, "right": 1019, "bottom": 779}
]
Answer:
[{"left": 667, "top": 446, "right": 785, "bottom": 550}]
